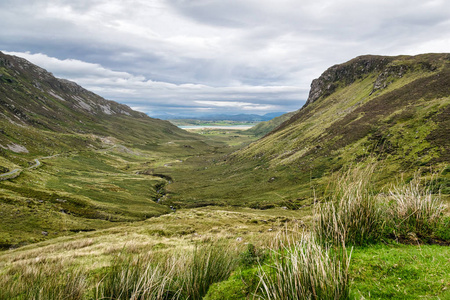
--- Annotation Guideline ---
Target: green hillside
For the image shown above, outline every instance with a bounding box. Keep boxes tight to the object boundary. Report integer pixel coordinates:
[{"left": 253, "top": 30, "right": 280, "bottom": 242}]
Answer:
[
  {"left": 239, "top": 54, "right": 449, "bottom": 171},
  {"left": 244, "top": 110, "right": 297, "bottom": 137},
  {"left": 0, "top": 52, "right": 210, "bottom": 163},
  {"left": 164, "top": 54, "right": 450, "bottom": 208},
  {"left": 0, "top": 51, "right": 222, "bottom": 248}
]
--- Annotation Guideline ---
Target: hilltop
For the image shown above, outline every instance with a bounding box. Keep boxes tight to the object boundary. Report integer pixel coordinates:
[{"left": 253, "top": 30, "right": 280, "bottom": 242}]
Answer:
[
  {"left": 0, "top": 52, "right": 209, "bottom": 164},
  {"left": 238, "top": 54, "right": 449, "bottom": 175}
]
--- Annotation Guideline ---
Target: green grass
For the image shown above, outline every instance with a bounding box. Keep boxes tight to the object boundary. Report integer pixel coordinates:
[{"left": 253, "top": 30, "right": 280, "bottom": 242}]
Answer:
[
  {"left": 350, "top": 243, "right": 450, "bottom": 299},
  {"left": 0, "top": 130, "right": 244, "bottom": 248}
]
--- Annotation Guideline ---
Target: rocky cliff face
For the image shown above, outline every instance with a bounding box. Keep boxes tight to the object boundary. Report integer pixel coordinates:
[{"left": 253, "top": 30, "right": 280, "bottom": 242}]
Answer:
[
  {"left": 304, "top": 54, "right": 445, "bottom": 107},
  {"left": 305, "top": 55, "right": 393, "bottom": 106}
]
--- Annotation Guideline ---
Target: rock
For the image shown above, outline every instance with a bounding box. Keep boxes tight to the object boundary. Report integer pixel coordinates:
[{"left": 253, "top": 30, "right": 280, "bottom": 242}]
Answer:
[
  {"left": 42, "top": 231, "right": 48, "bottom": 236},
  {"left": 305, "top": 55, "right": 392, "bottom": 107}
]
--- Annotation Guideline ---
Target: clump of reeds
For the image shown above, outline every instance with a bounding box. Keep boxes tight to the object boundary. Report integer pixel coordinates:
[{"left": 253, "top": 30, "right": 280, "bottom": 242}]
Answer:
[
  {"left": 257, "top": 230, "right": 351, "bottom": 300},
  {"left": 0, "top": 267, "right": 87, "bottom": 300},
  {"left": 96, "top": 242, "right": 237, "bottom": 300},
  {"left": 96, "top": 254, "right": 178, "bottom": 300},
  {"left": 314, "top": 165, "right": 385, "bottom": 246},
  {"left": 386, "top": 172, "right": 445, "bottom": 239},
  {"left": 177, "top": 243, "right": 238, "bottom": 300}
]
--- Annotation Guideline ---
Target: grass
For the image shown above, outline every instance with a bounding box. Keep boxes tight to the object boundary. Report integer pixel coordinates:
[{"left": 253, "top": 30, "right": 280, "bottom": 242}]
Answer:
[
  {"left": 1, "top": 53, "right": 449, "bottom": 299},
  {"left": 314, "top": 165, "right": 385, "bottom": 246},
  {"left": 386, "top": 172, "right": 445, "bottom": 240},
  {"left": 315, "top": 165, "right": 447, "bottom": 246},
  {"left": 0, "top": 191, "right": 448, "bottom": 299},
  {"left": 0, "top": 128, "right": 249, "bottom": 247},
  {"left": 257, "top": 232, "right": 351, "bottom": 300},
  {"left": 350, "top": 243, "right": 450, "bottom": 299}
]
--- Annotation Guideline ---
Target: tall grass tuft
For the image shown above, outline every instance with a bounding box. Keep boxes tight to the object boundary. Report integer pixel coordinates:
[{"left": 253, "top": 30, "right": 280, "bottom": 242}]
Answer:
[
  {"left": 96, "top": 254, "right": 178, "bottom": 300},
  {"left": 96, "top": 243, "right": 237, "bottom": 300},
  {"left": 0, "top": 268, "right": 87, "bottom": 300},
  {"left": 177, "top": 243, "right": 238, "bottom": 300},
  {"left": 257, "top": 231, "right": 351, "bottom": 300},
  {"left": 387, "top": 172, "right": 445, "bottom": 239},
  {"left": 314, "top": 165, "right": 385, "bottom": 246}
]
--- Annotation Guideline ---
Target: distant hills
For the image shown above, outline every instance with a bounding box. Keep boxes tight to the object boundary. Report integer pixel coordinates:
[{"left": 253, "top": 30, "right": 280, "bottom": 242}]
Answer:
[
  {"left": 156, "top": 112, "right": 288, "bottom": 122},
  {"left": 244, "top": 110, "right": 297, "bottom": 136}
]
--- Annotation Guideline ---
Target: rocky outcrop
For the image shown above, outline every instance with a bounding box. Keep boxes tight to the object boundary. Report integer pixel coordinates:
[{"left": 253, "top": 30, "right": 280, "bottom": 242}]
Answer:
[
  {"left": 304, "top": 54, "right": 445, "bottom": 108},
  {"left": 305, "top": 55, "right": 392, "bottom": 107}
]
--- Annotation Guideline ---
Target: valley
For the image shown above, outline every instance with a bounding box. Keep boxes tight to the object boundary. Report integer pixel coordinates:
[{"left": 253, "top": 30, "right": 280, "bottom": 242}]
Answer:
[{"left": 0, "top": 52, "right": 449, "bottom": 299}]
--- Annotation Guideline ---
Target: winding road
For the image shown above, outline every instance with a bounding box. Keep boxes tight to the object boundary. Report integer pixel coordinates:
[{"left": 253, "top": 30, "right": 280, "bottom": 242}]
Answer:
[
  {"left": 0, "top": 159, "right": 41, "bottom": 181},
  {"left": 0, "top": 168, "right": 21, "bottom": 178}
]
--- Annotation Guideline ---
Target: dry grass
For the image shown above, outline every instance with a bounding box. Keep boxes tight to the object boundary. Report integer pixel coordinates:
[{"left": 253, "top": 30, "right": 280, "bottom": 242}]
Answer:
[
  {"left": 0, "top": 207, "right": 298, "bottom": 299},
  {"left": 257, "top": 230, "right": 351, "bottom": 300},
  {"left": 387, "top": 172, "right": 445, "bottom": 238},
  {"left": 314, "top": 165, "right": 385, "bottom": 246}
]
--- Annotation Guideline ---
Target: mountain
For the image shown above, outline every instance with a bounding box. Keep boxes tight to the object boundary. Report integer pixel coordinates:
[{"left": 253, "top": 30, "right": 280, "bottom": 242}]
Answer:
[
  {"left": 0, "top": 51, "right": 204, "bottom": 165},
  {"left": 162, "top": 54, "right": 450, "bottom": 209},
  {"left": 164, "top": 112, "right": 287, "bottom": 122},
  {"left": 0, "top": 51, "right": 217, "bottom": 248},
  {"left": 236, "top": 53, "right": 450, "bottom": 185}
]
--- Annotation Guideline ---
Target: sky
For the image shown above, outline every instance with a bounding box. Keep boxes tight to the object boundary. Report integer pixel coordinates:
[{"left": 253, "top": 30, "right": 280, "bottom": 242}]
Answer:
[{"left": 1, "top": 0, "right": 449, "bottom": 118}]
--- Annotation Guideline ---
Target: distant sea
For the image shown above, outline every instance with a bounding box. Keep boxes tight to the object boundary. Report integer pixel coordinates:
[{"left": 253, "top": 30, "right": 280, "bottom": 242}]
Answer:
[{"left": 179, "top": 125, "right": 253, "bottom": 130}]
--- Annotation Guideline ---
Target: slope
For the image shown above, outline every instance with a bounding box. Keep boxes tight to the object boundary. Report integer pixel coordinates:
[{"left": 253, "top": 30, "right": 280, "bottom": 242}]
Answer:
[
  {"left": 0, "top": 51, "right": 209, "bottom": 165},
  {"left": 164, "top": 54, "right": 450, "bottom": 208},
  {"left": 244, "top": 110, "right": 297, "bottom": 136},
  {"left": 0, "top": 52, "right": 220, "bottom": 248},
  {"left": 238, "top": 54, "right": 449, "bottom": 178}
]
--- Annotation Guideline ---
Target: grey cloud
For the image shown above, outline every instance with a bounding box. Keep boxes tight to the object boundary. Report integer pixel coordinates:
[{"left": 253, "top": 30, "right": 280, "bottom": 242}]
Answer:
[{"left": 1, "top": 0, "right": 449, "bottom": 117}]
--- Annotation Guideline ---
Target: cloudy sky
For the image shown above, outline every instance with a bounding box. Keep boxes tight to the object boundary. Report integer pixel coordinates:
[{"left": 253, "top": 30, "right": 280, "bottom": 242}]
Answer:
[{"left": 1, "top": 0, "right": 449, "bottom": 118}]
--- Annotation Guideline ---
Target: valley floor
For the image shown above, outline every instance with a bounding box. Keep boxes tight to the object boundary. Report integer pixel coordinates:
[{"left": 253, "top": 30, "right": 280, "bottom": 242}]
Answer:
[{"left": 0, "top": 128, "right": 449, "bottom": 299}]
